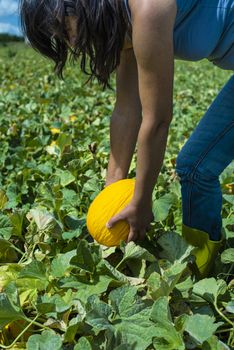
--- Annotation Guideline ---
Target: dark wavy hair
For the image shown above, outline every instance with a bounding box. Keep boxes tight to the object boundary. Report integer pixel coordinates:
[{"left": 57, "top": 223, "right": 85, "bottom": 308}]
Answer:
[{"left": 20, "top": 0, "right": 131, "bottom": 89}]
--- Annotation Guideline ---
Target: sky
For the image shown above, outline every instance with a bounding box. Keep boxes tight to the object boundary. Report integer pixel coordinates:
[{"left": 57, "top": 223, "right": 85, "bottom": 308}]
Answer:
[{"left": 0, "top": 0, "right": 21, "bottom": 36}]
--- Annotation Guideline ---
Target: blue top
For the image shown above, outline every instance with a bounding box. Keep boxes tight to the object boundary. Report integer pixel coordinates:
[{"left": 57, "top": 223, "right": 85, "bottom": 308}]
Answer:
[{"left": 124, "top": 0, "right": 234, "bottom": 70}]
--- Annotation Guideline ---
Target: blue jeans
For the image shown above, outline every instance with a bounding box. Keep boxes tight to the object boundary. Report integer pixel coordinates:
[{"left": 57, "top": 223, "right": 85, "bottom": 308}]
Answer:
[{"left": 176, "top": 74, "right": 234, "bottom": 241}]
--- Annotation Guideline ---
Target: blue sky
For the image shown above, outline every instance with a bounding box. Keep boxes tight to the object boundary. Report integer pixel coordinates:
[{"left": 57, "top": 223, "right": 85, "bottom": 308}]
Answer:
[{"left": 0, "top": 0, "right": 21, "bottom": 35}]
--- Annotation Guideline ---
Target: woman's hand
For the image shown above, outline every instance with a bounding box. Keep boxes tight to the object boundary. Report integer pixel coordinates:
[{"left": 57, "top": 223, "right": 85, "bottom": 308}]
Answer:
[{"left": 106, "top": 200, "right": 154, "bottom": 243}]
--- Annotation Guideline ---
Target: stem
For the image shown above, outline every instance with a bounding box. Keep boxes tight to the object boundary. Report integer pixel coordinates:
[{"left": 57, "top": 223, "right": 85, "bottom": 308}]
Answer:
[
  {"left": 29, "top": 243, "right": 38, "bottom": 258},
  {"left": 215, "top": 328, "right": 233, "bottom": 334},
  {"left": 24, "top": 316, "right": 50, "bottom": 330},
  {"left": 115, "top": 258, "right": 125, "bottom": 270},
  {"left": 0, "top": 315, "right": 38, "bottom": 349},
  {"left": 18, "top": 242, "right": 35, "bottom": 264},
  {"left": 214, "top": 302, "right": 234, "bottom": 327},
  {"left": 193, "top": 292, "right": 234, "bottom": 328},
  {"left": 227, "top": 265, "right": 234, "bottom": 276},
  {"left": 228, "top": 329, "right": 234, "bottom": 347},
  {"left": 227, "top": 210, "right": 234, "bottom": 219},
  {"left": 18, "top": 251, "right": 27, "bottom": 264},
  {"left": 9, "top": 243, "right": 24, "bottom": 256},
  {"left": 55, "top": 208, "right": 63, "bottom": 228}
]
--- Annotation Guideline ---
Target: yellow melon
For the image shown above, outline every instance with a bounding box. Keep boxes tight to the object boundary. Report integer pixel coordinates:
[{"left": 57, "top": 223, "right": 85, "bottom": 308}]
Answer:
[{"left": 86, "top": 178, "right": 136, "bottom": 247}]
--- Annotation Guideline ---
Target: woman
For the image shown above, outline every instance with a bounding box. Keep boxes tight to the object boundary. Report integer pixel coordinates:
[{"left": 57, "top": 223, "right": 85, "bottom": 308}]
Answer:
[{"left": 20, "top": 0, "right": 234, "bottom": 277}]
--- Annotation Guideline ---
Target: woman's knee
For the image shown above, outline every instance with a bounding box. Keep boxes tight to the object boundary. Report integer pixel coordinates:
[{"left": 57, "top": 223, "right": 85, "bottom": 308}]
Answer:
[
  {"left": 175, "top": 148, "right": 220, "bottom": 187},
  {"left": 175, "top": 148, "right": 193, "bottom": 179}
]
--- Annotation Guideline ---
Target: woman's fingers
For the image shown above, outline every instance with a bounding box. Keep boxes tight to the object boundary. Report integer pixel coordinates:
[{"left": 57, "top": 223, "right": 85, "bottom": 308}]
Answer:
[
  {"left": 126, "top": 218, "right": 153, "bottom": 244},
  {"left": 126, "top": 228, "right": 147, "bottom": 243},
  {"left": 126, "top": 229, "right": 138, "bottom": 243},
  {"left": 138, "top": 229, "right": 146, "bottom": 241}
]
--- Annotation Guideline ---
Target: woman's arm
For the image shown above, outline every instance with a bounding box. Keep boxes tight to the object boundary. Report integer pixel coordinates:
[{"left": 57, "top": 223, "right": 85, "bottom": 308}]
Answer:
[
  {"left": 130, "top": 0, "right": 177, "bottom": 204},
  {"left": 105, "top": 48, "right": 142, "bottom": 187}
]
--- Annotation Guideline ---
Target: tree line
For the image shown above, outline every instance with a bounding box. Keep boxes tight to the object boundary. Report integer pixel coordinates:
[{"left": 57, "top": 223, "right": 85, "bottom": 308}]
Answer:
[{"left": 0, "top": 33, "right": 24, "bottom": 43}]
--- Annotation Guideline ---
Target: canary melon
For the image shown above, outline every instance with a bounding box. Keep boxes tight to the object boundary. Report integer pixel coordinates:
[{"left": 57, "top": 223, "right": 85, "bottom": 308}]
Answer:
[{"left": 86, "top": 178, "right": 136, "bottom": 247}]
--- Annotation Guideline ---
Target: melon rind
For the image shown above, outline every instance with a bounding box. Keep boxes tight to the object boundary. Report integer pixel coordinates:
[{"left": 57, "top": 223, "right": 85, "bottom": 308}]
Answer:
[{"left": 86, "top": 179, "right": 136, "bottom": 247}]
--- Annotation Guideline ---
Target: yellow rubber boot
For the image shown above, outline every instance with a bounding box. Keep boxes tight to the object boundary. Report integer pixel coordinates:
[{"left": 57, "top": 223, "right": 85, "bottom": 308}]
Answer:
[{"left": 182, "top": 224, "right": 223, "bottom": 279}]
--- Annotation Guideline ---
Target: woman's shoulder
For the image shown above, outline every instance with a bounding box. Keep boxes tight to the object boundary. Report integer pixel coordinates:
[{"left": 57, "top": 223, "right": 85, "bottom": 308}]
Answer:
[{"left": 123, "top": 0, "right": 177, "bottom": 51}]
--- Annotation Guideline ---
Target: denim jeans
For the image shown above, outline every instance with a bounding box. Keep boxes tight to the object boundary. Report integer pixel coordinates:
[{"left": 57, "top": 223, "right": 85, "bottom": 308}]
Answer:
[{"left": 176, "top": 74, "right": 234, "bottom": 241}]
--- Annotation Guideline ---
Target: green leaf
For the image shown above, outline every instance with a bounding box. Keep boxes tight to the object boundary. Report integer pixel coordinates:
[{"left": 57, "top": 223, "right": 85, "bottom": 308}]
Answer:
[
  {"left": 193, "top": 278, "right": 227, "bottom": 304},
  {"left": 150, "top": 296, "right": 172, "bottom": 325},
  {"left": 96, "top": 259, "right": 129, "bottom": 283},
  {"left": 184, "top": 314, "right": 222, "bottom": 345},
  {"left": 109, "top": 285, "right": 141, "bottom": 317},
  {"left": 40, "top": 290, "right": 74, "bottom": 314},
  {"left": 153, "top": 193, "right": 176, "bottom": 221},
  {"left": 74, "top": 337, "right": 92, "bottom": 350},
  {"left": 146, "top": 272, "right": 169, "bottom": 300},
  {"left": 109, "top": 286, "right": 159, "bottom": 349},
  {"left": 19, "top": 260, "right": 47, "bottom": 280},
  {"left": 0, "top": 293, "right": 26, "bottom": 328},
  {"left": 223, "top": 218, "right": 234, "bottom": 240},
  {"left": 202, "top": 336, "right": 230, "bottom": 349},
  {"left": 0, "top": 214, "right": 13, "bottom": 239},
  {"left": 27, "top": 330, "right": 63, "bottom": 350},
  {"left": 56, "top": 133, "right": 72, "bottom": 153},
  {"left": 0, "top": 238, "right": 18, "bottom": 262},
  {"left": 86, "top": 286, "right": 161, "bottom": 349},
  {"left": 64, "top": 316, "right": 85, "bottom": 343},
  {"left": 86, "top": 295, "right": 113, "bottom": 334},
  {"left": 10, "top": 209, "right": 25, "bottom": 237},
  {"left": 175, "top": 276, "right": 194, "bottom": 298},
  {"left": 16, "top": 277, "right": 48, "bottom": 293},
  {"left": 36, "top": 303, "right": 56, "bottom": 315},
  {"left": 0, "top": 264, "right": 22, "bottom": 291},
  {"left": 63, "top": 215, "right": 85, "bottom": 230},
  {"left": 86, "top": 297, "right": 111, "bottom": 320},
  {"left": 223, "top": 194, "right": 234, "bottom": 205},
  {"left": 162, "top": 261, "right": 188, "bottom": 293},
  {"left": 101, "top": 246, "right": 117, "bottom": 259},
  {"left": 221, "top": 248, "right": 234, "bottom": 264},
  {"left": 120, "top": 241, "right": 156, "bottom": 265},
  {"left": 51, "top": 250, "right": 77, "bottom": 278},
  {"left": 70, "top": 239, "right": 96, "bottom": 274},
  {"left": 152, "top": 323, "right": 185, "bottom": 350},
  {"left": 0, "top": 189, "right": 8, "bottom": 209},
  {"left": 55, "top": 169, "right": 76, "bottom": 187},
  {"left": 29, "top": 208, "right": 62, "bottom": 235},
  {"left": 225, "top": 300, "right": 234, "bottom": 314},
  {"left": 158, "top": 231, "right": 193, "bottom": 263},
  {"left": 62, "top": 228, "right": 82, "bottom": 240},
  {"left": 37, "top": 162, "right": 53, "bottom": 175},
  {"left": 17, "top": 261, "right": 48, "bottom": 292},
  {"left": 115, "top": 311, "right": 160, "bottom": 349},
  {"left": 83, "top": 177, "right": 101, "bottom": 198},
  {"left": 114, "top": 345, "right": 133, "bottom": 350},
  {"left": 64, "top": 274, "right": 112, "bottom": 304},
  {"left": 150, "top": 297, "right": 185, "bottom": 350}
]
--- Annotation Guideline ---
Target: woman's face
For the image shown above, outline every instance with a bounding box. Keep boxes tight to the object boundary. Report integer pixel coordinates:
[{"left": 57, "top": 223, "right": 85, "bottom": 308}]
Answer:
[{"left": 65, "top": 16, "right": 78, "bottom": 47}]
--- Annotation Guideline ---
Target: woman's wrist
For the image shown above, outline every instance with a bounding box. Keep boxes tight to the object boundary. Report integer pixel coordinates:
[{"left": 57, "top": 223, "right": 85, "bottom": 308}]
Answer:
[
  {"left": 130, "top": 121, "right": 169, "bottom": 207},
  {"left": 104, "top": 175, "right": 126, "bottom": 187},
  {"left": 131, "top": 195, "right": 152, "bottom": 206}
]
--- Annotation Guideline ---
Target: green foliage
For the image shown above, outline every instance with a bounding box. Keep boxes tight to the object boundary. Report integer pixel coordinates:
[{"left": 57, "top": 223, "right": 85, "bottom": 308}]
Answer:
[{"left": 0, "top": 43, "right": 233, "bottom": 349}]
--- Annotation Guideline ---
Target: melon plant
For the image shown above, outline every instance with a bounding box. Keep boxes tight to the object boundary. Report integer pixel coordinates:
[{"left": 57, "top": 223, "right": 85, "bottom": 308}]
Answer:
[{"left": 0, "top": 42, "right": 233, "bottom": 350}]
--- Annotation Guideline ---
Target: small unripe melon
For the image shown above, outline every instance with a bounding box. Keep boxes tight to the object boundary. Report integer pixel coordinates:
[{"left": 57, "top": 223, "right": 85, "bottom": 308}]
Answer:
[{"left": 86, "top": 178, "right": 136, "bottom": 247}]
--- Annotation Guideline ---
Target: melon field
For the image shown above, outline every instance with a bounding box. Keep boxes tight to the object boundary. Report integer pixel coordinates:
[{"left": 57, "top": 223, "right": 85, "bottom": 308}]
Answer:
[{"left": 0, "top": 43, "right": 233, "bottom": 349}]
